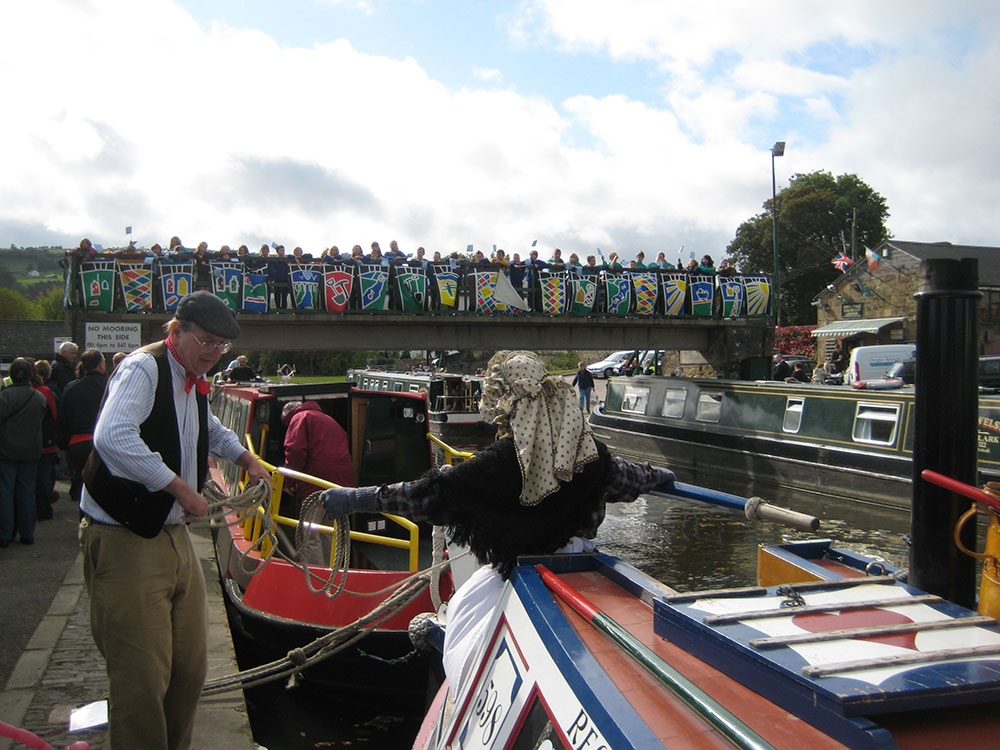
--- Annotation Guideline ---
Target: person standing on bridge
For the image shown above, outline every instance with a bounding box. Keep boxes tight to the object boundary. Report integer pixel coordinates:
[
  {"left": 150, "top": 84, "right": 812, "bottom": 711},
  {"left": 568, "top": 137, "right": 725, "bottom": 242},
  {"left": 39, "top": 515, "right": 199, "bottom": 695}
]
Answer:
[
  {"left": 571, "top": 361, "right": 596, "bottom": 414},
  {"left": 79, "top": 291, "right": 271, "bottom": 750}
]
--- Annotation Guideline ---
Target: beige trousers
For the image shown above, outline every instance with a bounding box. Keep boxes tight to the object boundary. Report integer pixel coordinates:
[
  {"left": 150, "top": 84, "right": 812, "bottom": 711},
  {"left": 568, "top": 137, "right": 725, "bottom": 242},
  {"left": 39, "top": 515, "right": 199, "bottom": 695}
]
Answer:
[{"left": 82, "top": 522, "right": 208, "bottom": 750}]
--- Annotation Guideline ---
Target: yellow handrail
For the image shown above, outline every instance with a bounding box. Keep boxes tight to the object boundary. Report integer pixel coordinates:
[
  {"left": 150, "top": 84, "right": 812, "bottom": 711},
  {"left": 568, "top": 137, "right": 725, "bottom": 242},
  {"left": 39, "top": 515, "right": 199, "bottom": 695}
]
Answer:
[
  {"left": 237, "top": 434, "right": 422, "bottom": 571},
  {"left": 427, "top": 432, "right": 476, "bottom": 465}
]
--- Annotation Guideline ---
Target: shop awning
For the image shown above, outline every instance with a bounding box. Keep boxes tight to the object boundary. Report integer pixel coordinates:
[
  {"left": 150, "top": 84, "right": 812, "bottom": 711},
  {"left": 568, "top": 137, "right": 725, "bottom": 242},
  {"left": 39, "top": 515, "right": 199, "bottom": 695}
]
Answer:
[{"left": 810, "top": 317, "right": 906, "bottom": 337}]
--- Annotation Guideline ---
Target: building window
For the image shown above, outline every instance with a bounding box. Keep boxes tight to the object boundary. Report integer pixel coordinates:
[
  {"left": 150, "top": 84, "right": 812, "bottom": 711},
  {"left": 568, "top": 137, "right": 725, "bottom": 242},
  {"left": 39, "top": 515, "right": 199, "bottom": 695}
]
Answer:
[{"left": 981, "top": 289, "right": 1000, "bottom": 326}]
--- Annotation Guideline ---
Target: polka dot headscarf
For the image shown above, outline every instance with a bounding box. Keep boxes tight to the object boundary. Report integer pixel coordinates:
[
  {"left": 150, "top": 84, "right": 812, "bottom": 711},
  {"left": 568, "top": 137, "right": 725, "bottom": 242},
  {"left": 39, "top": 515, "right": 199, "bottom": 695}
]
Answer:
[{"left": 479, "top": 350, "right": 599, "bottom": 506}]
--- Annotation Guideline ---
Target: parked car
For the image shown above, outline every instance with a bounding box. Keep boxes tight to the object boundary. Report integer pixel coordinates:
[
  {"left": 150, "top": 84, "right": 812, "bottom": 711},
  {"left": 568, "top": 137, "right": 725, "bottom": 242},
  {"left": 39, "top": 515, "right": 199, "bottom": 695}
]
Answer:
[
  {"left": 587, "top": 351, "right": 634, "bottom": 379},
  {"left": 772, "top": 349, "right": 816, "bottom": 375},
  {"left": 980, "top": 356, "right": 1000, "bottom": 388},
  {"left": 885, "top": 358, "right": 916, "bottom": 385}
]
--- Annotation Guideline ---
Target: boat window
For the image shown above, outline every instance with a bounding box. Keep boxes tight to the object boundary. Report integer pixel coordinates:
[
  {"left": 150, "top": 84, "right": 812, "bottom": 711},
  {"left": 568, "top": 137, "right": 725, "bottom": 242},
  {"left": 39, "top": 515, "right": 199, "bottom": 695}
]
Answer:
[
  {"left": 621, "top": 385, "right": 650, "bottom": 415},
  {"left": 853, "top": 403, "right": 901, "bottom": 445},
  {"left": 661, "top": 388, "right": 687, "bottom": 419},
  {"left": 695, "top": 392, "right": 723, "bottom": 423},
  {"left": 408, "top": 383, "right": 420, "bottom": 393},
  {"left": 782, "top": 397, "right": 805, "bottom": 433}
]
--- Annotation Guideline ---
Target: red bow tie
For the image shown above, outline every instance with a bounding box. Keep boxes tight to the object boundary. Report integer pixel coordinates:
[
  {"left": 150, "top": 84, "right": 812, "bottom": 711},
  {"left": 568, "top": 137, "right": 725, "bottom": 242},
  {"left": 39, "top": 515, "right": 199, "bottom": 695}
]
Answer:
[
  {"left": 185, "top": 372, "right": 211, "bottom": 395},
  {"left": 165, "top": 335, "right": 211, "bottom": 395}
]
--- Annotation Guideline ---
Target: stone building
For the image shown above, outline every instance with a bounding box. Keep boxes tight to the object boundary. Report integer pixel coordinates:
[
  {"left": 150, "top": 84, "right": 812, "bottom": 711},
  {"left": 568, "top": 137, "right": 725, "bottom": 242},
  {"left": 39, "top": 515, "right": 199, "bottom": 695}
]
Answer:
[{"left": 810, "top": 240, "right": 1000, "bottom": 364}]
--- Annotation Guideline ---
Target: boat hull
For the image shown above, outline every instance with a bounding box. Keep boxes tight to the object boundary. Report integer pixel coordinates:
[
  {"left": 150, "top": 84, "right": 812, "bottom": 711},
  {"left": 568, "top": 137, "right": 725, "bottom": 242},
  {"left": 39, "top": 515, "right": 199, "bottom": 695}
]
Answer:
[{"left": 590, "top": 376, "right": 1000, "bottom": 510}]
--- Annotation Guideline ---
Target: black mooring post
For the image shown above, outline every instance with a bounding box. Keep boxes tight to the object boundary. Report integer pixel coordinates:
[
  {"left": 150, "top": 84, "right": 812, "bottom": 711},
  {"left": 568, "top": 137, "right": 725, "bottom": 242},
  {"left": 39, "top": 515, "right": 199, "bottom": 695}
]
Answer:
[{"left": 910, "top": 258, "right": 980, "bottom": 608}]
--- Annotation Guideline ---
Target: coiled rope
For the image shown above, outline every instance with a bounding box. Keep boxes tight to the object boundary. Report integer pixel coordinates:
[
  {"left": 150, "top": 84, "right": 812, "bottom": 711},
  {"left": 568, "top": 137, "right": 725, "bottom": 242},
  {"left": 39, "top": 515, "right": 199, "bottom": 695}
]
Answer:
[{"left": 196, "top": 478, "right": 462, "bottom": 694}]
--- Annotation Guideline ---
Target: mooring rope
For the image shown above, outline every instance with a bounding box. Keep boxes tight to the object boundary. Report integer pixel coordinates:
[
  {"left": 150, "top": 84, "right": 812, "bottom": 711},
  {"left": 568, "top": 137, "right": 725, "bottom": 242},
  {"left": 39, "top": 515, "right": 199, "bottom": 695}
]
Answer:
[{"left": 196, "top": 478, "right": 465, "bottom": 694}]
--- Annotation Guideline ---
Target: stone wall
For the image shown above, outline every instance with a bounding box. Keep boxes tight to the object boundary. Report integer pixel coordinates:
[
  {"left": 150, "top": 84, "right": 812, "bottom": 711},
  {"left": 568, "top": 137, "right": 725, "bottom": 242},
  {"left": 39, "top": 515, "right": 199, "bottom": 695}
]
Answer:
[{"left": 0, "top": 320, "right": 72, "bottom": 362}]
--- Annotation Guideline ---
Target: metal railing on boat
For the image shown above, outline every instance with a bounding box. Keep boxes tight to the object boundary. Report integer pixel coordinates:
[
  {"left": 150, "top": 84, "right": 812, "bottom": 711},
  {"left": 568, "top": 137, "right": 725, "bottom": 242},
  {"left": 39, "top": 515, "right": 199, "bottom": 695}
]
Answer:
[
  {"left": 232, "top": 436, "right": 406, "bottom": 572},
  {"left": 228, "top": 432, "right": 476, "bottom": 572}
]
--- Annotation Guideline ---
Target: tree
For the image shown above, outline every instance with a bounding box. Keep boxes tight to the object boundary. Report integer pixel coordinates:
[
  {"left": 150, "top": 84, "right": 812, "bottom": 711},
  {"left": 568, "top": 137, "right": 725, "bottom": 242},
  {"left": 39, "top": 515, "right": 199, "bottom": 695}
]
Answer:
[
  {"left": 35, "top": 287, "right": 66, "bottom": 320},
  {"left": 727, "top": 170, "right": 890, "bottom": 325},
  {"left": 0, "top": 288, "right": 41, "bottom": 320}
]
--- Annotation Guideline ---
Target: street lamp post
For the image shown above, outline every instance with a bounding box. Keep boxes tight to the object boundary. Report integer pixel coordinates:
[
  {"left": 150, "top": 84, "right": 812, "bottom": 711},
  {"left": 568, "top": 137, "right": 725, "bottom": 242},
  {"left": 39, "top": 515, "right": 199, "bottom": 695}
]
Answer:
[{"left": 771, "top": 140, "right": 785, "bottom": 326}]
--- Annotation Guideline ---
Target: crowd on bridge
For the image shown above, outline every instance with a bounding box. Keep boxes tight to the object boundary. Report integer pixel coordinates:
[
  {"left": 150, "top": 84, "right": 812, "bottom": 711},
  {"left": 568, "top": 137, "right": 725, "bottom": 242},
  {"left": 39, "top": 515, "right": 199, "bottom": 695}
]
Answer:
[{"left": 65, "top": 236, "right": 767, "bottom": 318}]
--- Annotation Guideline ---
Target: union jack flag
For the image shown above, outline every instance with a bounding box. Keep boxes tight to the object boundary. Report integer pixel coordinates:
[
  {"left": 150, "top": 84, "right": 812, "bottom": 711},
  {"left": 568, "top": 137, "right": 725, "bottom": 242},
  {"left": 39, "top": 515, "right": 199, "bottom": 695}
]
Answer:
[{"left": 832, "top": 252, "right": 852, "bottom": 272}]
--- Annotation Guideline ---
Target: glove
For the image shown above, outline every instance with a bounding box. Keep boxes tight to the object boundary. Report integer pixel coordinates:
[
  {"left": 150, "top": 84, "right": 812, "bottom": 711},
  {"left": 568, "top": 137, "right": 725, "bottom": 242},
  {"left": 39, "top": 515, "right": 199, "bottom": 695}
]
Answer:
[
  {"left": 321, "top": 486, "right": 380, "bottom": 519},
  {"left": 649, "top": 466, "right": 676, "bottom": 491}
]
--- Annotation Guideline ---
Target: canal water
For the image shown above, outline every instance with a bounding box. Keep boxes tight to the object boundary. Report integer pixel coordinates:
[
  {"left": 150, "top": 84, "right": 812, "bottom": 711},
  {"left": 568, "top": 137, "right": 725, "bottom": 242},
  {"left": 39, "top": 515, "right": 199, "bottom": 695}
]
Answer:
[{"left": 238, "top": 475, "right": 914, "bottom": 749}]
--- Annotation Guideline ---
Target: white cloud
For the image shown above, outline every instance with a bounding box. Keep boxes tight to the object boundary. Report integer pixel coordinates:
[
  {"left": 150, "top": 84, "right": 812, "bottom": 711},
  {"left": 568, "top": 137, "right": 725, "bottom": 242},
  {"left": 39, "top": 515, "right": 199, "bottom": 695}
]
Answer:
[{"left": 0, "top": 0, "right": 998, "bottom": 260}]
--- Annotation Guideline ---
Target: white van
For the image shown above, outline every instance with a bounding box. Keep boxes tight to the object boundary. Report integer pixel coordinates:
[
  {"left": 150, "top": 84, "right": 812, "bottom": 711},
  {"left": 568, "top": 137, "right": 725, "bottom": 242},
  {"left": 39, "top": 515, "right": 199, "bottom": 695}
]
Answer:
[{"left": 845, "top": 344, "right": 917, "bottom": 384}]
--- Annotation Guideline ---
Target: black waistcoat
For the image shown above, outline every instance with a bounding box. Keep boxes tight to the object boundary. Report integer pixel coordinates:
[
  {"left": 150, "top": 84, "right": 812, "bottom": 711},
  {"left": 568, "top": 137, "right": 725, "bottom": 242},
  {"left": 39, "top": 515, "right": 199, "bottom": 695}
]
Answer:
[{"left": 84, "top": 341, "right": 209, "bottom": 537}]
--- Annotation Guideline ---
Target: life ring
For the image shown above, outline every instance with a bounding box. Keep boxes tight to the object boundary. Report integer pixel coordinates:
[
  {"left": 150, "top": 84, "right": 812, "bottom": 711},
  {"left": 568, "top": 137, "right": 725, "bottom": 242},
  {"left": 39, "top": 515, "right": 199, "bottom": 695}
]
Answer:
[{"left": 850, "top": 378, "right": 903, "bottom": 390}]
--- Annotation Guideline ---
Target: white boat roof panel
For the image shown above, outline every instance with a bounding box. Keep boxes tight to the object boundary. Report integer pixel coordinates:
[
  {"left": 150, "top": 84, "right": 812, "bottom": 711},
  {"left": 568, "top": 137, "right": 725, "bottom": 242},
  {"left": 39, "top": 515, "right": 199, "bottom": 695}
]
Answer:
[{"left": 811, "top": 317, "right": 906, "bottom": 337}]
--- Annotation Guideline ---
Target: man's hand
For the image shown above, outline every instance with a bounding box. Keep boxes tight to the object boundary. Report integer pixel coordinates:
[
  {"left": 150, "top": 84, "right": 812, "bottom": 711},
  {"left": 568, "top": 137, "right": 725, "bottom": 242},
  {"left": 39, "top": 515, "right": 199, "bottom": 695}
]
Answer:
[
  {"left": 237, "top": 452, "right": 272, "bottom": 493},
  {"left": 165, "top": 476, "right": 209, "bottom": 521}
]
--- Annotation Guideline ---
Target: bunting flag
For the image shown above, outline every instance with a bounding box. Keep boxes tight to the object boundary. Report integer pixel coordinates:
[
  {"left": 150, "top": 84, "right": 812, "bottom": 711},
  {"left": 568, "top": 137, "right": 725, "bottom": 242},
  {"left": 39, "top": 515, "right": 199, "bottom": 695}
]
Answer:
[
  {"left": 395, "top": 266, "right": 428, "bottom": 311},
  {"left": 718, "top": 277, "right": 744, "bottom": 318},
  {"left": 540, "top": 272, "right": 568, "bottom": 315},
  {"left": 473, "top": 271, "right": 500, "bottom": 313},
  {"left": 605, "top": 273, "right": 632, "bottom": 316},
  {"left": 742, "top": 275, "right": 771, "bottom": 316},
  {"left": 865, "top": 246, "right": 880, "bottom": 270},
  {"left": 431, "top": 263, "right": 459, "bottom": 308},
  {"left": 210, "top": 260, "right": 243, "bottom": 310},
  {"left": 322, "top": 266, "right": 354, "bottom": 312},
  {"left": 689, "top": 274, "right": 715, "bottom": 316},
  {"left": 79, "top": 260, "right": 117, "bottom": 311},
  {"left": 569, "top": 277, "right": 597, "bottom": 315},
  {"left": 242, "top": 271, "right": 269, "bottom": 313},
  {"left": 359, "top": 264, "right": 390, "bottom": 310},
  {"left": 116, "top": 261, "right": 153, "bottom": 311},
  {"left": 832, "top": 252, "right": 852, "bottom": 272},
  {"left": 661, "top": 273, "right": 688, "bottom": 316},
  {"left": 630, "top": 271, "right": 658, "bottom": 316},
  {"left": 159, "top": 261, "right": 194, "bottom": 311},
  {"left": 290, "top": 263, "right": 321, "bottom": 309}
]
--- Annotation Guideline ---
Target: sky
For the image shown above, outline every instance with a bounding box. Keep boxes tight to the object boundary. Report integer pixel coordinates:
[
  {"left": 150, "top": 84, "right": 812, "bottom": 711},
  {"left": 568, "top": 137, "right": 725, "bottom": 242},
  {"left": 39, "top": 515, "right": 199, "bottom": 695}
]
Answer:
[{"left": 1, "top": 0, "right": 998, "bottom": 263}]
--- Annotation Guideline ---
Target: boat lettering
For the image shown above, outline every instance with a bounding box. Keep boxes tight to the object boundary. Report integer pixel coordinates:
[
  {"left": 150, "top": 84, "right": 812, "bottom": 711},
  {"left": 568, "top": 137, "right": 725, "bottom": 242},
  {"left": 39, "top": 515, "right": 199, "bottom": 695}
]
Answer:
[
  {"left": 455, "top": 637, "right": 522, "bottom": 748},
  {"left": 566, "top": 709, "right": 609, "bottom": 750},
  {"left": 472, "top": 678, "right": 504, "bottom": 744},
  {"left": 979, "top": 416, "right": 1000, "bottom": 435}
]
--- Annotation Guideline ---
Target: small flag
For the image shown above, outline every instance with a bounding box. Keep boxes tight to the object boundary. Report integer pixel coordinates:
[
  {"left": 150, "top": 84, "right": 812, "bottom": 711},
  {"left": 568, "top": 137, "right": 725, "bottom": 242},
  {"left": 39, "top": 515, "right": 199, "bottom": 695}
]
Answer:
[
  {"left": 865, "top": 246, "right": 880, "bottom": 270},
  {"left": 531, "top": 240, "right": 537, "bottom": 247},
  {"left": 492, "top": 244, "right": 497, "bottom": 253},
  {"left": 271, "top": 241, "right": 278, "bottom": 249},
  {"left": 832, "top": 252, "right": 852, "bottom": 272},
  {"left": 689, "top": 250, "right": 696, "bottom": 259},
  {"left": 466, "top": 244, "right": 473, "bottom": 253},
  {"left": 125, "top": 226, "right": 132, "bottom": 235}
]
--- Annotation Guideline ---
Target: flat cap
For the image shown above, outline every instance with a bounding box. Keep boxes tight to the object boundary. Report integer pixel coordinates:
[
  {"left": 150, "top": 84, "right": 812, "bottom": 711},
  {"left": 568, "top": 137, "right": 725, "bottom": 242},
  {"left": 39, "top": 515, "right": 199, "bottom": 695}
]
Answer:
[{"left": 176, "top": 291, "right": 240, "bottom": 340}]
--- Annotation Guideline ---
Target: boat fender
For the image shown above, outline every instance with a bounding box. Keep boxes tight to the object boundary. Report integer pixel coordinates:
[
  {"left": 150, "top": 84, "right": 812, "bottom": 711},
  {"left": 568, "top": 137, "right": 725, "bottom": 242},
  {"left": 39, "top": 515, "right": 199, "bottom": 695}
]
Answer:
[{"left": 850, "top": 378, "right": 904, "bottom": 390}]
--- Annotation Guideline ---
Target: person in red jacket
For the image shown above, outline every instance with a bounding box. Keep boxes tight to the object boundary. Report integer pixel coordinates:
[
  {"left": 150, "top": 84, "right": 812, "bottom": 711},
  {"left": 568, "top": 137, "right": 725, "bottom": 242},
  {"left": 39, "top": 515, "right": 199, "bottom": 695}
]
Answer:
[{"left": 281, "top": 401, "right": 353, "bottom": 514}]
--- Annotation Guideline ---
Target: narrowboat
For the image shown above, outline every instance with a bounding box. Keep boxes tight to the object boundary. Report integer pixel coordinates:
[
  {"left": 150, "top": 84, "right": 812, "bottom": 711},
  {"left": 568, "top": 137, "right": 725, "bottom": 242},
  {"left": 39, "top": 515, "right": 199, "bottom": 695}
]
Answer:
[
  {"left": 412, "top": 488, "right": 1000, "bottom": 750},
  {"left": 346, "top": 368, "right": 495, "bottom": 451},
  {"left": 587, "top": 375, "right": 1000, "bottom": 509},
  {"left": 208, "top": 379, "right": 454, "bottom": 697}
]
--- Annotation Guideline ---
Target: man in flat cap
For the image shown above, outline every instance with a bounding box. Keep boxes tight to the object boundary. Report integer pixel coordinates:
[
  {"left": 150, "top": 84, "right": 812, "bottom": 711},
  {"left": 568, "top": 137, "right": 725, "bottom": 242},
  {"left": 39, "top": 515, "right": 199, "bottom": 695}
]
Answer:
[{"left": 80, "top": 290, "right": 270, "bottom": 750}]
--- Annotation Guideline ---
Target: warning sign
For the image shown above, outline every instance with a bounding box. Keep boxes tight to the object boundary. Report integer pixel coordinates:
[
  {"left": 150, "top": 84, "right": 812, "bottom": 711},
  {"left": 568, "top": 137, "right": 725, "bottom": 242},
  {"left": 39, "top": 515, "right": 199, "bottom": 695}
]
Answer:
[{"left": 85, "top": 323, "right": 142, "bottom": 353}]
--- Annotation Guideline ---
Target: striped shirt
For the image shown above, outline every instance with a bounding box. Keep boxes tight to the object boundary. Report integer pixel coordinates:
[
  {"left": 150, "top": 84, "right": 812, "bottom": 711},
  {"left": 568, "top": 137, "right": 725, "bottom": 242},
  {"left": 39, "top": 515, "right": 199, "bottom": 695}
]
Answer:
[{"left": 80, "top": 348, "right": 246, "bottom": 526}]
